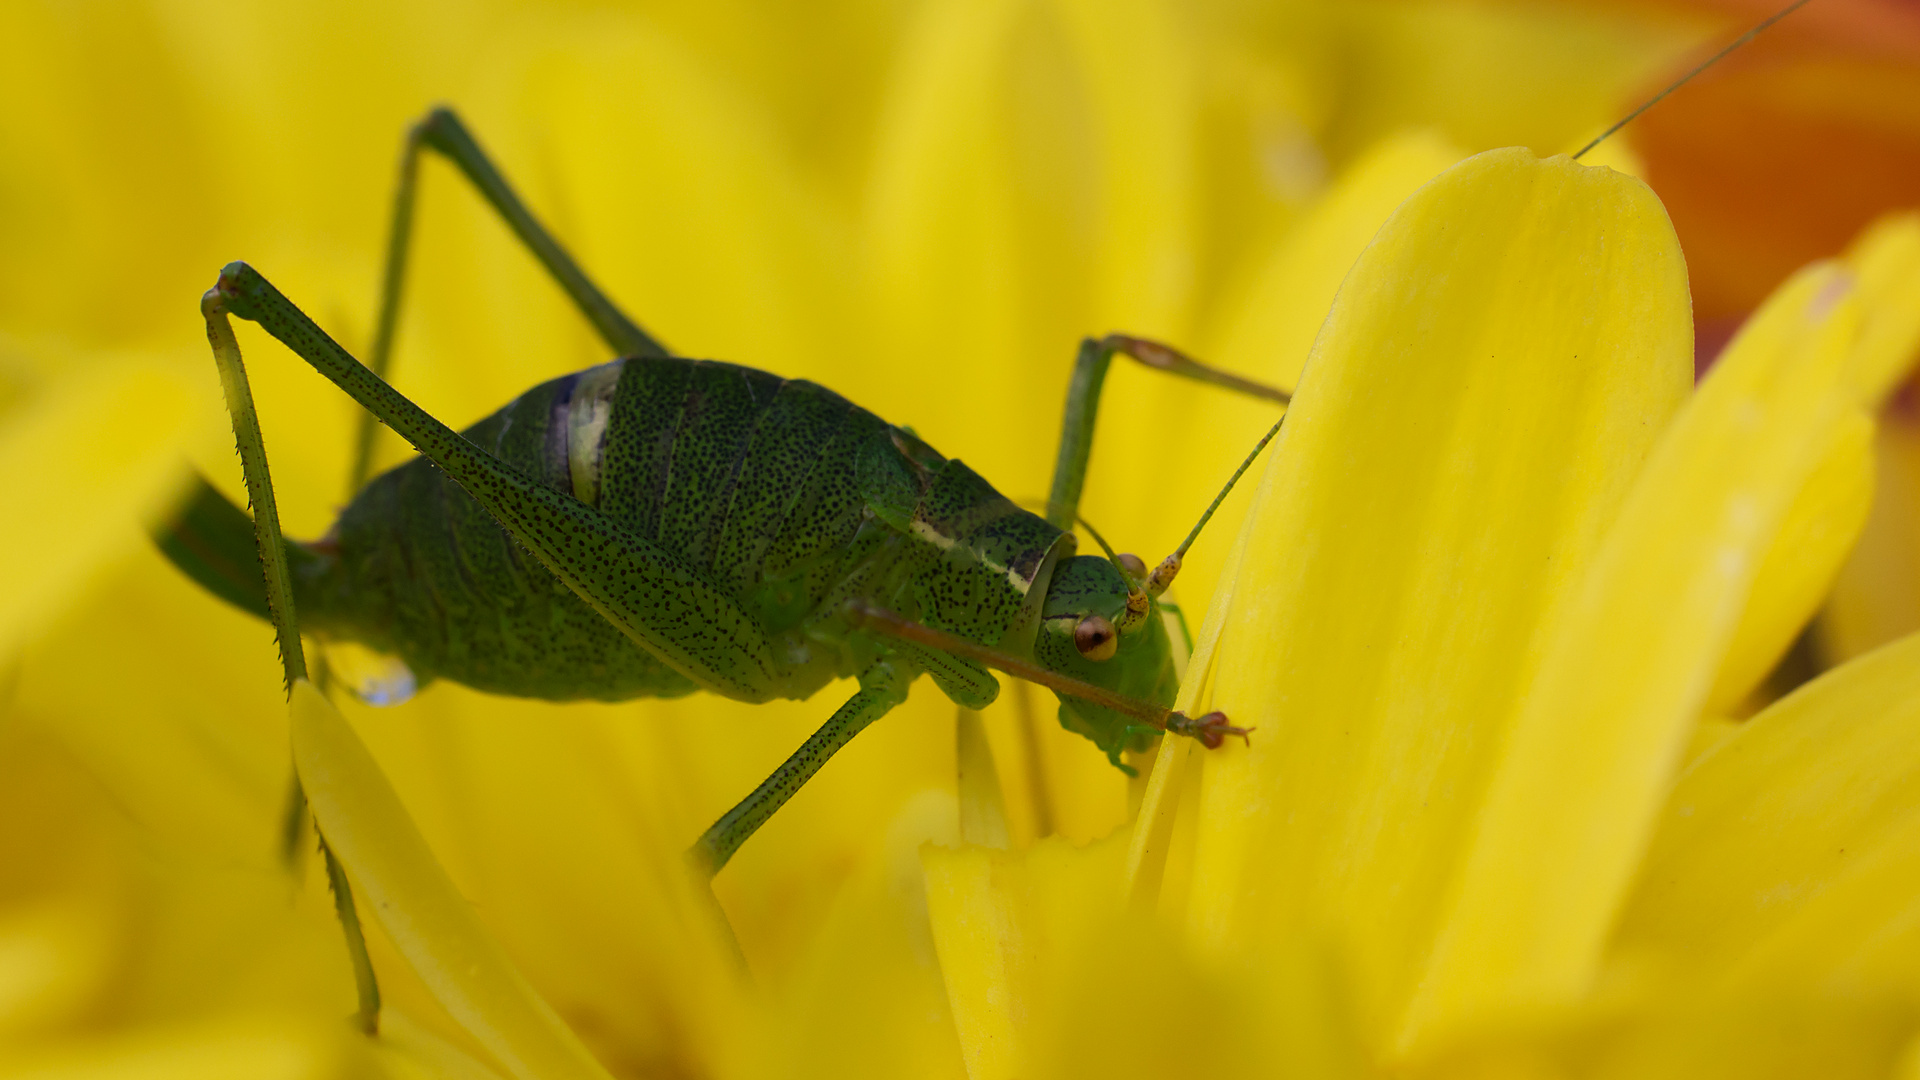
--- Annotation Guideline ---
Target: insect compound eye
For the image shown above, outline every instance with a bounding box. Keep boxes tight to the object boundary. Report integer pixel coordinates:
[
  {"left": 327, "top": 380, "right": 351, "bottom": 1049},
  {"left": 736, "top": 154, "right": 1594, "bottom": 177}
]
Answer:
[
  {"left": 1073, "top": 614, "right": 1119, "bottom": 661},
  {"left": 1116, "top": 553, "right": 1148, "bottom": 581}
]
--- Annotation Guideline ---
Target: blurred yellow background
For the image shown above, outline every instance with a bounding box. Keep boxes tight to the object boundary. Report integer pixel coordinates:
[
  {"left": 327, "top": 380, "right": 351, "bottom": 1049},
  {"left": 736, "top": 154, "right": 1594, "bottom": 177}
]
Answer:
[{"left": 4, "top": 1, "right": 1920, "bottom": 1077}]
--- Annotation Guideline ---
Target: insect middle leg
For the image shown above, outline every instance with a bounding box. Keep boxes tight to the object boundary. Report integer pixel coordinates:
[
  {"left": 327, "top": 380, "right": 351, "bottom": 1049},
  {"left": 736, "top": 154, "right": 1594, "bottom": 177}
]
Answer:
[
  {"left": 1044, "top": 334, "right": 1290, "bottom": 530},
  {"left": 161, "top": 107, "right": 672, "bottom": 602},
  {"left": 691, "top": 676, "right": 910, "bottom": 876},
  {"left": 349, "top": 106, "right": 671, "bottom": 489}
]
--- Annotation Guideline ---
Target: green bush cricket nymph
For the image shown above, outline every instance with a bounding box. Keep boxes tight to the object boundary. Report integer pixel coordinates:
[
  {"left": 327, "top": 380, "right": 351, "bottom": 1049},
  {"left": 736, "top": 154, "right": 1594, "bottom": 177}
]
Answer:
[
  {"left": 150, "top": 0, "right": 1811, "bottom": 1030},
  {"left": 160, "top": 106, "right": 1284, "bottom": 887}
]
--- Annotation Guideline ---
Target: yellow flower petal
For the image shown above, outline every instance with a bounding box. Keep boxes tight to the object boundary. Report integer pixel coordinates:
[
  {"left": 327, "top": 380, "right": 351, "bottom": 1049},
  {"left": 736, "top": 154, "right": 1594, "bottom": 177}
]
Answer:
[
  {"left": 1615, "top": 631, "right": 1920, "bottom": 995},
  {"left": 957, "top": 710, "right": 1013, "bottom": 849},
  {"left": 1131, "top": 132, "right": 1464, "bottom": 907},
  {"left": 372, "top": 1011, "right": 508, "bottom": 1080},
  {"left": 0, "top": 357, "right": 199, "bottom": 665},
  {"left": 1705, "top": 214, "right": 1920, "bottom": 710},
  {"left": 1327, "top": 1, "right": 1701, "bottom": 160},
  {"left": 744, "top": 791, "right": 968, "bottom": 1080},
  {"left": 10, "top": 547, "right": 292, "bottom": 871},
  {"left": 1813, "top": 214, "right": 1920, "bottom": 665},
  {"left": 1124, "top": 486, "right": 1257, "bottom": 907},
  {"left": 1839, "top": 212, "right": 1920, "bottom": 406},
  {"left": 0, "top": 899, "right": 118, "bottom": 1043},
  {"left": 1703, "top": 411, "right": 1873, "bottom": 714},
  {"left": 930, "top": 828, "right": 1363, "bottom": 1080},
  {"left": 288, "top": 680, "right": 615, "bottom": 1080},
  {"left": 1155, "top": 130, "right": 1467, "bottom": 616},
  {"left": 1026, "top": 909, "right": 1360, "bottom": 1080},
  {"left": 0, "top": 1018, "right": 370, "bottom": 1080},
  {"left": 1428, "top": 983, "right": 1917, "bottom": 1080},
  {"left": 922, "top": 834, "right": 1128, "bottom": 1080},
  {"left": 1049, "top": 0, "right": 1198, "bottom": 335},
  {"left": 1206, "top": 128, "right": 1465, "bottom": 392},
  {"left": 328, "top": 686, "right": 755, "bottom": 1073},
  {"left": 528, "top": 21, "right": 843, "bottom": 375},
  {"left": 1823, "top": 421, "right": 1920, "bottom": 662},
  {"left": 1187, "top": 147, "right": 1692, "bottom": 1053},
  {"left": 1413, "top": 261, "right": 1863, "bottom": 1047},
  {"left": 861, "top": 0, "right": 1198, "bottom": 482}
]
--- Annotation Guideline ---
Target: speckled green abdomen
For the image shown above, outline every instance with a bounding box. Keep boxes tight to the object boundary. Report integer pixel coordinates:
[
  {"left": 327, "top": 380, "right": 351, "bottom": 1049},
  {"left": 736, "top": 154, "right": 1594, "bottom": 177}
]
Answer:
[{"left": 295, "top": 356, "right": 1070, "bottom": 704}]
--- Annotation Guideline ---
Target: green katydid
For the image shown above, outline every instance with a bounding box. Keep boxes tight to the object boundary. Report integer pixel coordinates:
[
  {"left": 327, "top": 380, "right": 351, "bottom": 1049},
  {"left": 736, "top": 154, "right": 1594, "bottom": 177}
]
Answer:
[
  {"left": 161, "top": 107, "right": 1286, "bottom": 886},
  {"left": 154, "top": 0, "right": 1813, "bottom": 1033}
]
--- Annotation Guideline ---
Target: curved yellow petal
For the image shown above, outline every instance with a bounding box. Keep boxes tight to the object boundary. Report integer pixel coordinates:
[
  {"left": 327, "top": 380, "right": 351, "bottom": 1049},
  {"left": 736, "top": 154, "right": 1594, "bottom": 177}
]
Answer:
[
  {"left": 1705, "top": 209, "right": 1920, "bottom": 711},
  {"left": 922, "top": 834, "right": 1128, "bottom": 1080},
  {"left": 1026, "top": 909, "right": 1361, "bottom": 1080},
  {"left": 528, "top": 22, "right": 844, "bottom": 374},
  {"left": 0, "top": 1017, "right": 371, "bottom": 1080},
  {"left": 289, "top": 681, "right": 615, "bottom": 1080},
  {"left": 1206, "top": 128, "right": 1465, "bottom": 393},
  {"left": 1189, "top": 147, "right": 1693, "bottom": 1050},
  {"left": 372, "top": 1011, "right": 508, "bottom": 1080},
  {"left": 1328, "top": 1, "right": 1700, "bottom": 160},
  {"left": 1839, "top": 212, "right": 1920, "bottom": 406},
  {"left": 860, "top": 0, "right": 1049, "bottom": 473},
  {"left": 0, "top": 357, "right": 199, "bottom": 665},
  {"left": 1411, "top": 262, "right": 1863, "bottom": 1048},
  {"left": 1141, "top": 132, "right": 1470, "bottom": 619},
  {"left": 1816, "top": 214, "right": 1920, "bottom": 664},
  {"left": 1823, "top": 421, "right": 1920, "bottom": 662},
  {"left": 1123, "top": 481, "right": 1257, "bottom": 908},
  {"left": 1047, "top": 0, "right": 1196, "bottom": 334},
  {"left": 1703, "top": 411, "right": 1874, "bottom": 714},
  {"left": 742, "top": 790, "right": 969, "bottom": 1080},
  {"left": 1129, "top": 132, "right": 1465, "bottom": 904},
  {"left": 957, "top": 710, "right": 1012, "bottom": 850},
  {"left": 1616, "top": 631, "right": 1920, "bottom": 996}
]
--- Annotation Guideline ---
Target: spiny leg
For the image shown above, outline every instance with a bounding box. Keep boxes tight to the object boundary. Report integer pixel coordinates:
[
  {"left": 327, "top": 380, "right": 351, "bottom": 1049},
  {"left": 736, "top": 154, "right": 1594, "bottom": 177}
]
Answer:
[
  {"left": 211, "top": 262, "right": 779, "bottom": 700},
  {"left": 691, "top": 677, "right": 909, "bottom": 878},
  {"left": 202, "top": 292, "right": 382, "bottom": 1035},
  {"left": 348, "top": 105, "right": 671, "bottom": 491},
  {"left": 1044, "top": 334, "right": 1288, "bottom": 530},
  {"left": 845, "top": 601, "right": 1248, "bottom": 748}
]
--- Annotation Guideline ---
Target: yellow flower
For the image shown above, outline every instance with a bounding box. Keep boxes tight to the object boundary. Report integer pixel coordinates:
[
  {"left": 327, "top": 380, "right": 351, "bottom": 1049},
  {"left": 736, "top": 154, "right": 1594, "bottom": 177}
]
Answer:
[
  {"left": 7, "top": 1, "right": 1918, "bottom": 1078},
  {"left": 924, "top": 156, "right": 1920, "bottom": 1076},
  {"left": 1606, "top": 0, "right": 1920, "bottom": 694}
]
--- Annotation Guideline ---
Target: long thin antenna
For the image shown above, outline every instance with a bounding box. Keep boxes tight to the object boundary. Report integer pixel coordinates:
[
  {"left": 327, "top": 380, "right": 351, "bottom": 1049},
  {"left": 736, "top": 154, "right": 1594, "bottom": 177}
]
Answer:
[
  {"left": 1572, "top": 0, "right": 1817, "bottom": 161},
  {"left": 1076, "top": 514, "right": 1121, "bottom": 563},
  {"left": 1173, "top": 417, "right": 1283, "bottom": 562},
  {"left": 1143, "top": 416, "right": 1285, "bottom": 597}
]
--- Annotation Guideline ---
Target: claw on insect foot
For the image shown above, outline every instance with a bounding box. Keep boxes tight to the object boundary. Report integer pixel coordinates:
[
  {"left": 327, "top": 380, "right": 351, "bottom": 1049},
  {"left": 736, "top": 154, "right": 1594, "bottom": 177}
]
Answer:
[{"left": 1167, "top": 710, "right": 1253, "bottom": 749}]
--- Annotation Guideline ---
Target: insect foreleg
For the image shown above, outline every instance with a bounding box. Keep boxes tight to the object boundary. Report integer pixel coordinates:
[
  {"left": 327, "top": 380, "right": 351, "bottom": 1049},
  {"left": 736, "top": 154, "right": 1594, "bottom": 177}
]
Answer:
[
  {"left": 208, "top": 261, "right": 781, "bottom": 703},
  {"left": 202, "top": 289, "right": 383, "bottom": 1034},
  {"left": 690, "top": 675, "right": 910, "bottom": 877},
  {"left": 1044, "top": 334, "right": 1289, "bottom": 529},
  {"left": 350, "top": 106, "right": 670, "bottom": 490},
  {"left": 844, "top": 601, "right": 1250, "bottom": 747}
]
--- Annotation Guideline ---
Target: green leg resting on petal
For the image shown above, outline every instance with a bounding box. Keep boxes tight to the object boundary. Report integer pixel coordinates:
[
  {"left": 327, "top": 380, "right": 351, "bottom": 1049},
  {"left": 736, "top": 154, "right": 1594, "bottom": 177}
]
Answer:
[
  {"left": 201, "top": 287, "right": 383, "bottom": 1036},
  {"left": 349, "top": 106, "right": 670, "bottom": 490},
  {"left": 691, "top": 674, "right": 909, "bottom": 877}
]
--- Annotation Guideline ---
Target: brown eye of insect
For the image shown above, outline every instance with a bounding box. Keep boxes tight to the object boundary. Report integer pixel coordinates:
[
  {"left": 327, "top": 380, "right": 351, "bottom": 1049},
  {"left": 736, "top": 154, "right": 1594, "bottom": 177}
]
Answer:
[{"left": 1073, "top": 615, "right": 1118, "bottom": 661}]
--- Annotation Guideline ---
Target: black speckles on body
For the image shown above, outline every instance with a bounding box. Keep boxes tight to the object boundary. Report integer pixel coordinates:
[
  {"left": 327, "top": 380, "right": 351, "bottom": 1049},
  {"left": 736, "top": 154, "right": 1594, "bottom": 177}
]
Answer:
[
  {"left": 649, "top": 363, "right": 785, "bottom": 568},
  {"left": 297, "top": 355, "right": 1071, "bottom": 705},
  {"left": 304, "top": 369, "right": 697, "bottom": 700}
]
